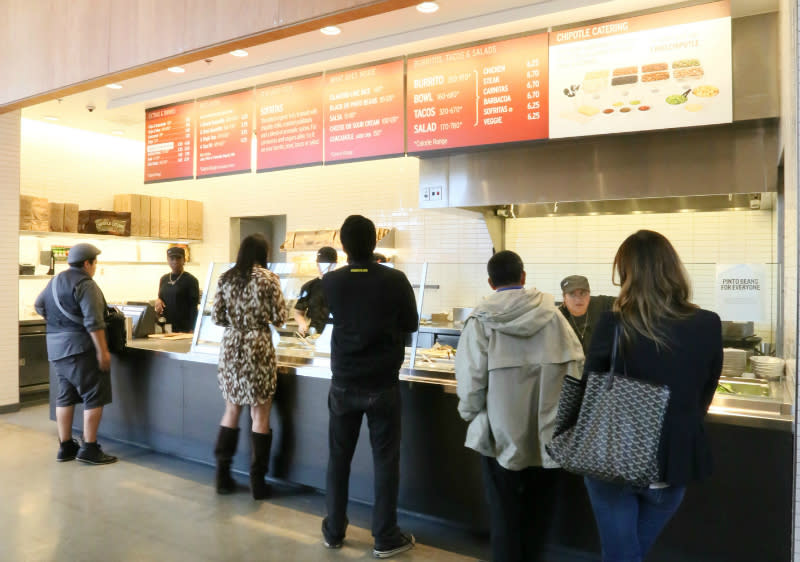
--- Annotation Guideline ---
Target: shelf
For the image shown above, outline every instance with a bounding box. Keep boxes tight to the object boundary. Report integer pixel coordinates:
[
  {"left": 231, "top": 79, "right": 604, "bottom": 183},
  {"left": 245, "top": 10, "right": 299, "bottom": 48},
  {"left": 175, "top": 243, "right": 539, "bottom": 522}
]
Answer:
[
  {"left": 19, "top": 275, "right": 53, "bottom": 280},
  {"left": 19, "top": 231, "right": 200, "bottom": 244}
]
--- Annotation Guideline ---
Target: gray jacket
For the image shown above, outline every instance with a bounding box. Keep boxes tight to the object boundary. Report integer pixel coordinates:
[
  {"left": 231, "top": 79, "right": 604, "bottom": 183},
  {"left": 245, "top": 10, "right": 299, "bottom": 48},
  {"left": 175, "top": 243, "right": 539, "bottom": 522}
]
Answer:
[{"left": 455, "top": 288, "right": 584, "bottom": 470}]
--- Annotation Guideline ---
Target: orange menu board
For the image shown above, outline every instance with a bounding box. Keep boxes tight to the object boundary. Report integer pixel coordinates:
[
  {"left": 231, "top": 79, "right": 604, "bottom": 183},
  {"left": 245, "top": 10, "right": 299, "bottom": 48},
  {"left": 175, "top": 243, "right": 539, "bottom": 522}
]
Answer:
[
  {"left": 407, "top": 33, "right": 549, "bottom": 153},
  {"left": 323, "top": 59, "right": 405, "bottom": 163},
  {"left": 196, "top": 89, "right": 254, "bottom": 178},
  {"left": 145, "top": 101, "right": 195, "bottom": 183},
  {"left": 256, "top": 75, "right": 324, "bottom": 171}
]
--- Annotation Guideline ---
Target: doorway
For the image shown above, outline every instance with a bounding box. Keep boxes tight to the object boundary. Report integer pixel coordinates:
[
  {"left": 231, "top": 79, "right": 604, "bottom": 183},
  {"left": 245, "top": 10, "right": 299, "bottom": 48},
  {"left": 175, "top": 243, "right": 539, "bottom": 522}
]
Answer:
[{"left": 230, "top": 215, "right": 287, "bottom": 263}]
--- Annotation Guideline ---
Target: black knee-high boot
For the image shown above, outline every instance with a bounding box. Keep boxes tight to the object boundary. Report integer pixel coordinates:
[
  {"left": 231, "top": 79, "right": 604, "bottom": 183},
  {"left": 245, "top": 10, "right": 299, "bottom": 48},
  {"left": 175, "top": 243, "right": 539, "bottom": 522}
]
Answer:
[
  {"left": 214, "top": 426, "right": 239, "bottom": 494},
  {"left": 250, "top": 431, "right": 273, "bottom": 500}
]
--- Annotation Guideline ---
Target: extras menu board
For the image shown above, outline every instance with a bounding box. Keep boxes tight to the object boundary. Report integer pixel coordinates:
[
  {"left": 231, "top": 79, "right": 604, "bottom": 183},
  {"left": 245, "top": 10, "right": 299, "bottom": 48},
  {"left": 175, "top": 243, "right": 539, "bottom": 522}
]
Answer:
[
  {"left": 549, "top": 1, "right": 732, "bottom": 139},
  {"left": 145, "top": 101, "right": 195, "bottom": 183},
  {"left": 407, "top": 33, "right": 549, "bottom": 153},
  {"left": 256, "top": 75, "right": 324, "bottom": 171},
  {"left": 324, "top": 60, "right": 405, "bottom": 163},
  {"left": 196, "top": 89, "right": 254, "bottom": 178}
]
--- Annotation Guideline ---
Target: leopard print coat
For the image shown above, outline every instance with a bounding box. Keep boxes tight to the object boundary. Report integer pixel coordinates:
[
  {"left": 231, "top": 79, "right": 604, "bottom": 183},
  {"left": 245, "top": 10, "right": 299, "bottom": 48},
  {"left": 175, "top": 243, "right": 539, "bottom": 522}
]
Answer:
[{"left": 212, "top": 266, "right": 287, "bottom": 405}]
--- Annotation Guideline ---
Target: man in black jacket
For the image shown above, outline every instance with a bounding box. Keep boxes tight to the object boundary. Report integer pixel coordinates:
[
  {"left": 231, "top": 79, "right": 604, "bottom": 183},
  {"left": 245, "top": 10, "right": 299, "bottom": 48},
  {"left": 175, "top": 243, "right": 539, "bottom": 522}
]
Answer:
[{"left": 320, "top": 215, "right": 418, "bottom": 558}]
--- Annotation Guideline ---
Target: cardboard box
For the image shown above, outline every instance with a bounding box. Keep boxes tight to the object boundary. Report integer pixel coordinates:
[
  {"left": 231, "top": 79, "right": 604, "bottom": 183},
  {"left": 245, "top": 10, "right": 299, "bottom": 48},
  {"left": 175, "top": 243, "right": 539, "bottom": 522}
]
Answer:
[
  {"left": 63, "top": 204, "right": 79, "bottom": 233},
  {"left": 20, "top": 219, "right": 49, "bottom": 231},
  {"left": 20, "top": 195, "right": 49, "bottom": 221},
  {"left": 159, "top": 197, "right": 170, "bottom": 238},
  {"left": 187, "top": 200, "right": 203, "bottom": 240},
  {"left": 140, "top": 196, "right": 151, "bottom": 237},
  {"left": 78, "top": 210, "right": 131, "bottom": 236},
  {"left": 177, "top": 199, "right": 188, "bottom": 238},
  {"left": 114, "top": 194, "right": 142, "bottom": 236},
  {"left": 48, "top": 203, "right": 65, "bottom": 232},
  {"left": 150, "top": 197, "right": 161, "bottom": 237}
]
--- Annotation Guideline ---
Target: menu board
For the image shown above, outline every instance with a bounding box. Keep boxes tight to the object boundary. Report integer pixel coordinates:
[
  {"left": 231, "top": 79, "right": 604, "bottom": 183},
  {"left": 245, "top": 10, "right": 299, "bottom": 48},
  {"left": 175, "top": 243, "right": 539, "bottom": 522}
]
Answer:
[
  {"left": 323, "top": 60, "right": 405, "bottom": 163},
  {"left": 407, "top": 33, "right": 549, "bottom": 153},
  {"left": 256, "top": 75, "right": 324, "bottom": 171},
  {"left": 196, "top": 89, "right": 254, "bottom": 178},
  {"left": 145, "top": 101, "right": 195, "bottom": 183},
  {"left": 549, "top": 1, "right": 731, "bottom": 139}
]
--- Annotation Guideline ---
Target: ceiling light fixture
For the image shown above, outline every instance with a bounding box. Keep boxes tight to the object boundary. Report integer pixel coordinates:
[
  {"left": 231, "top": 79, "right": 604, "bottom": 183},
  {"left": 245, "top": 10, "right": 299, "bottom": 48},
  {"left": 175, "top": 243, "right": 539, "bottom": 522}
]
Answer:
[
  {"left": 167, "top": 66, "right": 185, "bottom": 73},
  {"left": 230, "top": 49, "right": 248, "bottom": 57},
  {"left": 320, "top": 26, "right": 341, "bottom": 36},
  {"left": 416, "top": 1, "right": 439, "bottom": 13},
  {"left": 43, "top": 116, "right": 59, "bottom": 121},
  {"left": 106, "top": 83, "right": 123, "bottom": 89}
]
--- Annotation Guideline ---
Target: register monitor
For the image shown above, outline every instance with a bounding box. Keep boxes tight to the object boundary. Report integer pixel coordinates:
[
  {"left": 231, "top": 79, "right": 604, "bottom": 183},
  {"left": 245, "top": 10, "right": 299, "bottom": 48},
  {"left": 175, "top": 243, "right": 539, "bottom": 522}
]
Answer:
[{"left": 115, "top": 302, "right": 157, "bottom": 338}]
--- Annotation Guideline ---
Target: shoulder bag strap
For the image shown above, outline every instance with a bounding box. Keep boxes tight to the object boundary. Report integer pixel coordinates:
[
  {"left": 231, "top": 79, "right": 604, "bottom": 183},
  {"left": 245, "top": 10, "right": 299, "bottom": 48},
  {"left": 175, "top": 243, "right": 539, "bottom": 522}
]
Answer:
[
  {"left": 605, "top": 323, "right": 623, "bottom": 389},
  {"left": 50, "top": 274, "right": 83, "bottom": 324}
]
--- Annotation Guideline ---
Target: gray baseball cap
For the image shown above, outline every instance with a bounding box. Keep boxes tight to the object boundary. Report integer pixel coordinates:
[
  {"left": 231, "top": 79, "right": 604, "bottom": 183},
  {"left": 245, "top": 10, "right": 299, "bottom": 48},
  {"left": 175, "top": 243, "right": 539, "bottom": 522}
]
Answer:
[
  {"left": 67, "top": 243, "right": 102, "bottom": 265},
  {"left": 561, "top": 275, "right": 590, "bottom": 293}
]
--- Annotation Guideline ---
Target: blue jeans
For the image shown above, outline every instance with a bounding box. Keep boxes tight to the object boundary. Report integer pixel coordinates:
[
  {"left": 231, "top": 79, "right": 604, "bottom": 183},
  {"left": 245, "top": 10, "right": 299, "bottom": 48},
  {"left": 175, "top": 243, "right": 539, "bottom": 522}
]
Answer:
[{"left": 584, "top": 477, "right": 686, "bottom": 562}]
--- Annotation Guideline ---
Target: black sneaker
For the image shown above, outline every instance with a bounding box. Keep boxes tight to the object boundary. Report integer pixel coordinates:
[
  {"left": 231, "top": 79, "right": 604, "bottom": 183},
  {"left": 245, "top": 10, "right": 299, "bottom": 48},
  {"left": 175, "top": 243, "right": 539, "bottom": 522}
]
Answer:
[
  {"left": 323, "top": 539, "right": 343, "bottom": 549},
  {"left": 76, "top": 442, "right": 118, "bottom": 465},
  {"left": 56, "top": 438, "right": 80, "bottom": 462},
  {"left": 373, "top": 532, "right": 415, "bottom": 559}
]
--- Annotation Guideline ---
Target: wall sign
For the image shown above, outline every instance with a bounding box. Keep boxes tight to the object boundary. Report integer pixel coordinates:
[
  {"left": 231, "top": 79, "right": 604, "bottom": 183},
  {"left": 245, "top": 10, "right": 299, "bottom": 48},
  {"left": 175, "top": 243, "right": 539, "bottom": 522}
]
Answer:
[
  {"left": 196, "top": 89, "right": 253, "bottom": 178},
  {"left": 715, "top": 263, "right": 766, "bottom": 322},
  {"left": 145, "top": 101, "right": 195, "bottom": 183}
]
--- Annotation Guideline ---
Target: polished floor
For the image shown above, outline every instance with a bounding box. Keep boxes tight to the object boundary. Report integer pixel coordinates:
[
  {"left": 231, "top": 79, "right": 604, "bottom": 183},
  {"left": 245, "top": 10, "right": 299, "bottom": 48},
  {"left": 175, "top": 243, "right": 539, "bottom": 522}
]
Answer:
[{"left": 1, "top": 404, "right": 488, "bottom": 562}]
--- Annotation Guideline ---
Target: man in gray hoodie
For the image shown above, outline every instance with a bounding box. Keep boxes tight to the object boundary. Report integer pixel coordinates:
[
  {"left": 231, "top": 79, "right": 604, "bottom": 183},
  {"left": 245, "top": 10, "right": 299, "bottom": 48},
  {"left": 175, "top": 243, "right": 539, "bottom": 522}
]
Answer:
[{"left": 455, "top": 250, "right": 584, "bottom": 562}]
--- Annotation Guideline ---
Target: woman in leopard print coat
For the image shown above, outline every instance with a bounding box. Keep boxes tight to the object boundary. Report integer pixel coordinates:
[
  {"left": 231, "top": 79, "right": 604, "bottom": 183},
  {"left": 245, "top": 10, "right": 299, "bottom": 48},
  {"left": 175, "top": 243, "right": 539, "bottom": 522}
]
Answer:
[{"left": 211, "top": 234, "right": 286, "bottom": 499}]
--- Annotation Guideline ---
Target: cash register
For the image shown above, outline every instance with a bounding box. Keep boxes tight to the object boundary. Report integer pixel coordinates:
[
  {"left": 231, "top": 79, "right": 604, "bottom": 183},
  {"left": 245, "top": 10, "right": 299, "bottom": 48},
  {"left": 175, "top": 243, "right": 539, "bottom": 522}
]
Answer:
[{"left": 113, "top": 302, "right": 157, "bottom": 339}]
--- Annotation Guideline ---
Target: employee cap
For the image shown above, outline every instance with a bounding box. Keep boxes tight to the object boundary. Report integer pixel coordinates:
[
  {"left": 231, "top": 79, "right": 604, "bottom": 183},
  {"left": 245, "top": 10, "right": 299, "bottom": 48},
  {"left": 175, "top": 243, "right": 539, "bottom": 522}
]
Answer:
[
  {"left": 317, "top": 246, "right": 338, "bottom": 263},
  {"left": 561, "top": 275, "right": 590, "bottom": 294},
  {"left": 167, "top": 246, "right": 186, "bottom": 258},
  {"left": 67, "top": 243, "right": 102, "bottom": 265}
]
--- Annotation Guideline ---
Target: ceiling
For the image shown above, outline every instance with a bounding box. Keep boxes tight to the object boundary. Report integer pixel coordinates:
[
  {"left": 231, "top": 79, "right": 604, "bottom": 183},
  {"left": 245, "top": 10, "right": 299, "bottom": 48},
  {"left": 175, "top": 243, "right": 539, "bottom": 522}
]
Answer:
[{"left": 22, "top": 0, "right": 778, "bottom": 140}]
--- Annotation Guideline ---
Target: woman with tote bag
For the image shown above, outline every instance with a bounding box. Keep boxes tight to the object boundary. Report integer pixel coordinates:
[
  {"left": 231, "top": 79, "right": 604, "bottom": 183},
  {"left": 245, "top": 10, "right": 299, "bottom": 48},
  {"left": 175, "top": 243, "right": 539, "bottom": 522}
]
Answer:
[{"left": 581, "top": 230, "right": 723, "bottom": 562}]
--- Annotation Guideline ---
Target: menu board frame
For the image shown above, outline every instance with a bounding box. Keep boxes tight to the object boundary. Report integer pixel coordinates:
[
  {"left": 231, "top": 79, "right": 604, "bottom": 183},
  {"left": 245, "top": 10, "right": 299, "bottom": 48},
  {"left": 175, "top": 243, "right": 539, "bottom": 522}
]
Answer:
[
  {"left": 406, "top": 29, "right": 550, "bottom": 156},
  {"left": 255, "top": 73, "right": 325, "bottom": 173},
  {"left": 195, "top": 87, "right": 255, "bottom": 179},
  {"left": 322, "top": 57, "right": 406, "bottom": 165},
  {"left": 144, "top": 99, "right": 196, "bottom": 184}
]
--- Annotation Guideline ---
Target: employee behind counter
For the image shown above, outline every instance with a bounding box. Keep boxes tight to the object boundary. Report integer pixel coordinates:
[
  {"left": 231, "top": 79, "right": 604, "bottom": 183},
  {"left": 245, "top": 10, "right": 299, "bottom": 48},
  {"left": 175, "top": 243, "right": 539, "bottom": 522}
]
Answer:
[
  {"left": 294, "top": 246, "right": 338, "bottom": 336},
  {"left": 558, "top": 275, "right": 615, "bottom": 354},
  {"left": 155, "top": 247, "right": 200, "bottom": 333}
]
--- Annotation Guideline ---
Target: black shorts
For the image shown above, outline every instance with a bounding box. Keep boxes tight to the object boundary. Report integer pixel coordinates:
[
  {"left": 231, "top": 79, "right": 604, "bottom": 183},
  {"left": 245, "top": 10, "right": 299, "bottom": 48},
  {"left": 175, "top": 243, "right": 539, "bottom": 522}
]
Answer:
[{"left": 53, "top": 350, "right": 112, "bottom": 409}]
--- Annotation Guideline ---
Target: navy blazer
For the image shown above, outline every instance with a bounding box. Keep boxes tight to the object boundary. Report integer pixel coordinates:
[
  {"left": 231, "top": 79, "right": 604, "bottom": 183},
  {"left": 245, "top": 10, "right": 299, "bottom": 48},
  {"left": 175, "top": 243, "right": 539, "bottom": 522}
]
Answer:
[{"left": 584, "top": 309, "right": 723, "bottom": 486}]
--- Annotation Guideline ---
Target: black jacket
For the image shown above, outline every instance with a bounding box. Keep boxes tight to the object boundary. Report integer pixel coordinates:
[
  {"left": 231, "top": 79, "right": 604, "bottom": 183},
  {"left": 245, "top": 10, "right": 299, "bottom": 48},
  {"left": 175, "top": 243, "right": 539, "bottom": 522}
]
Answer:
[
  {"left": 559, "top": 294, "right": 615, "bottom": 355},
  {"left": 322, "top": 262, "right": 418, "bottom": 389},
  {"left": 584, "top": 309, "right": 723, "bottom": 486}
]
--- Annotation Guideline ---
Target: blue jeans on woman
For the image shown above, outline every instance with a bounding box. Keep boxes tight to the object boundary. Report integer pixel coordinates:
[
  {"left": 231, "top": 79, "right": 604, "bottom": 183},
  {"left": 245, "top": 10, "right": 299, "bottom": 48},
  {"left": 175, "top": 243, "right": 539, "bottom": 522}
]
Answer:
[{"left": 584, "top": 477, "right": 686, "bottom": 562}]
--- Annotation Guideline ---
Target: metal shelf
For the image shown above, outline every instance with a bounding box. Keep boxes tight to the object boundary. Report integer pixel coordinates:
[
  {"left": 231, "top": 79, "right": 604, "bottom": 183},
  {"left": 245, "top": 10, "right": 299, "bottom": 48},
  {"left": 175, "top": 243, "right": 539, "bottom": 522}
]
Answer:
[{"left": 19, "top": 231, "right": 200, "bottom": 244}]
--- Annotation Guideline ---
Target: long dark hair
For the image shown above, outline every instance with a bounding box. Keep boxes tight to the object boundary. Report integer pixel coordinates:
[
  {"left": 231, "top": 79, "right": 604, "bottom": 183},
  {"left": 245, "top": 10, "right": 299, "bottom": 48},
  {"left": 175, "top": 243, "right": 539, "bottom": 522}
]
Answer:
[
  {"left": 223, "top": 234, "right": 269, "bottom": 282},
  {"left": 612, "top": 230, "right": 697, "bottom": 349}
]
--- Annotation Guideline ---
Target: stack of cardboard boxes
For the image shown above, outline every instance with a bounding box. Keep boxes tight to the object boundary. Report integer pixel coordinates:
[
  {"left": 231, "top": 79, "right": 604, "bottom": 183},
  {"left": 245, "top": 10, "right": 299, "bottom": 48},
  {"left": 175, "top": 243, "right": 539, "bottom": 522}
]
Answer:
[
  {"left": 114, "top": 194, "right": 203, "bottom": 239},
  {"left": 20, "top": 196, "right": 80, "bottom": 232}
]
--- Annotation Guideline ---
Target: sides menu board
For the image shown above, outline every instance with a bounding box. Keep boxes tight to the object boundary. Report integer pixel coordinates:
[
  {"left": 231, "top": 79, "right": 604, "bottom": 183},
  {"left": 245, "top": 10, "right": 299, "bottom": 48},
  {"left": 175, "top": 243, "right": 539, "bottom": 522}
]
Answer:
[
  {"left": 196, "top": 89, "right": 254, "bottom": 178},
  {"left": 256, "top": 75, "right": 324, "bottom": 171},
  {"left": 145, "top": 101, "right": 195, "bottom": 183},
  {"left": 549, "top": 1, "right": 731, "bottom": 139},
  {"left": 323, "top": 60, "right": 405, "bottom": 163},
  {"left": 407, "top": 33, "right": 549, "bottom": 153}
]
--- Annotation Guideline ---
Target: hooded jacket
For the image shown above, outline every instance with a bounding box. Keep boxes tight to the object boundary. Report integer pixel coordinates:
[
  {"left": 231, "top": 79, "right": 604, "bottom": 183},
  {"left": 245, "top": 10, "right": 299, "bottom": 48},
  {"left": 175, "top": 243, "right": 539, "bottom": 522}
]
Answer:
[{"left": 455, "top": 287, "right": 584, "bottom": 470}]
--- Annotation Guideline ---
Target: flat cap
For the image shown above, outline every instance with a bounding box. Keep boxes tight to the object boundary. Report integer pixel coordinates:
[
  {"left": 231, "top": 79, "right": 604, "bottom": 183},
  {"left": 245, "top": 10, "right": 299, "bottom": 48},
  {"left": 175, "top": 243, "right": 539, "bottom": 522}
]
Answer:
[
  {"left": 561, "top": 275, "right": 590, "bottom": 293},
  {"left": 167, "top": 246, "right": 186, "bottom": 258},
  {"left": 316, "top": 246, "right": 338, "bottom": 263},
  {"left": 67, "top": 243, "right": 101, "bottom": 265}
]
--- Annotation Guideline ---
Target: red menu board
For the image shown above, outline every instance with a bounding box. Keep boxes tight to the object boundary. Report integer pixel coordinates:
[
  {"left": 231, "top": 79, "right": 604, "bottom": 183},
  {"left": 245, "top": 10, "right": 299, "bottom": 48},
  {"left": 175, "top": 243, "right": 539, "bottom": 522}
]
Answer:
[
  {"left": 407, "top": 33, "right": 549, "bottom": 153},
  {"left": 196, "top": 89, "right": 253, "bottom": 178},
  {"left": 145, "top": 101, "right": 195, "bottom": 183},
  {"left": 256, "top": 75, "right": 324, "bottom": 171},
  {"left": 324, "top": 59, "right": 405, "bottom": 163}
]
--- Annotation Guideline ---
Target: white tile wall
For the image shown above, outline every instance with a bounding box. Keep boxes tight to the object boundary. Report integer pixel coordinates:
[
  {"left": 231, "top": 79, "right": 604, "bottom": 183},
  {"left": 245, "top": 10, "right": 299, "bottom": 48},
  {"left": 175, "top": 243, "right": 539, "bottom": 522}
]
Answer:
[{"left": 1, "top": 111, "right": 21, "bottom": 408}]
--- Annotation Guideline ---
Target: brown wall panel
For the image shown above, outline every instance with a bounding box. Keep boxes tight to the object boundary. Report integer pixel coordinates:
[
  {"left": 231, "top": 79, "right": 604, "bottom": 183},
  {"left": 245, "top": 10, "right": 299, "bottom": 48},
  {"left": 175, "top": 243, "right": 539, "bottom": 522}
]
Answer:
[
  {"left": 183, "top": 0, "right": 280, "bottom": 51},
  {"left": 108, "top": 0, "right": 187, "bottom": 73},
  {"left": 277, "top": 0, "right": 362, "bottom": 25},
  {"left": 52, "top": 2, "right": 111, "bottom": 91}
]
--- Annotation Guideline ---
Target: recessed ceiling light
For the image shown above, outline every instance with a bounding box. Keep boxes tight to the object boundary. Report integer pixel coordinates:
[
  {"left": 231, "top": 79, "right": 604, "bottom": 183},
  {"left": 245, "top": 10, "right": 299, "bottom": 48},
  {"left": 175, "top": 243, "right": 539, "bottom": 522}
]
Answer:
[
  {"left": 230, "top": 49, "right": 248, "bottom": 57},
  {"left": 416, "top": 2, "right": 439, "bottom": 13},
  {"left": 106, "top": 83, "right": 123, "bottom": 89},
  {"left": 320, "top": 26, "right": 341, "bottom": 36},
  {"left": 43, "top": 116, "right": 59, "bottom": 121},
  {"left": 167, "top": 66, "right": 185, "bottom": 73},
  {"left": 112, "top": 130, "right": 125, "bottom": 136}
]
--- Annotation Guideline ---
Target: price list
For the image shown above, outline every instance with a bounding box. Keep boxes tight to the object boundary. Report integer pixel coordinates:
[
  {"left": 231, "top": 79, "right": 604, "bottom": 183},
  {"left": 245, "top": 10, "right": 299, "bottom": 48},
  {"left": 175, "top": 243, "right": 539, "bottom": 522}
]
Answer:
[
  {"left": 145, "top": 101, "right": 195, "bottom": 183},
  {"left": 407, "top": 33, "right": 549, "bottom": 153},
  {"left": 196, "top": 89, "right": 254, "bottom": 178},
  {"left": 256, "top": 75, "right": 324, "bottom": 171},
  {"left": 323, "top": 59, "right": 405, "bottom": 163}
]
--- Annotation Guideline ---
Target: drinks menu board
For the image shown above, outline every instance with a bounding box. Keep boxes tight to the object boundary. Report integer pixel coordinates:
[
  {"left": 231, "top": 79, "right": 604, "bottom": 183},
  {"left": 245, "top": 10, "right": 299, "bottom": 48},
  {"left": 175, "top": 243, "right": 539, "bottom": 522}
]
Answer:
[
  {"left": 548, "top": 1, "right": 731, "bottom": 139},
  {"left": 145, "top": 101, "right": 195, "bottom": 183},
  {"left": 407, "top": 33, "right": 549, "bottom": 153},
  {"left": 256, "top": 75, "right": 324, "bottom": 171},
  {"left": 196, "top": 89, "right": 254, "bottom": 178},
  {"left": 323, "top": 59, "right": 405, "bottom": 163}
]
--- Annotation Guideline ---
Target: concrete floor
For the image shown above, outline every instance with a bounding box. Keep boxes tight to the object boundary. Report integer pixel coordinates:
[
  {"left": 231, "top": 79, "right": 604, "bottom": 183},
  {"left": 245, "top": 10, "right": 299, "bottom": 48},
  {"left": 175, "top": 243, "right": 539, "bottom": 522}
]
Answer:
[{"left": 1, "top": 404, "right": 488, "bottom": 562}]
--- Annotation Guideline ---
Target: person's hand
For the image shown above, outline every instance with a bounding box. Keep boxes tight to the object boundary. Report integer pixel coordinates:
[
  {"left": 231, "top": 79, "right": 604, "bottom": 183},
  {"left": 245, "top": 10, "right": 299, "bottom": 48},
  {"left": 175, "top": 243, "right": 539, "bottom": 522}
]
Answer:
[
  {"left": 154, "top": 299, "right": 166, "bottom": 315},
  {"left": 297, "top": 321, "right": 307, "bottom": 336},
  {"left": 97, "top": 349, "right": 111, "bottom": 372}
]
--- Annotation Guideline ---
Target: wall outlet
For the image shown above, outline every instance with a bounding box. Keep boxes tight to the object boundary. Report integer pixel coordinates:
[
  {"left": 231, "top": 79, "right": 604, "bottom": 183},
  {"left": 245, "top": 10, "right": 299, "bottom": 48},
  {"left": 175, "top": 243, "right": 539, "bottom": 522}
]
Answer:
[
  {"left": 419, "top": 184, "right": 447, "bottom": 208},
  {"left": 430, "top": 186, "right": 443, "bottom": 201},
  {"left": 421, "top": 186, "right": 431, "bottom": 201}
]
